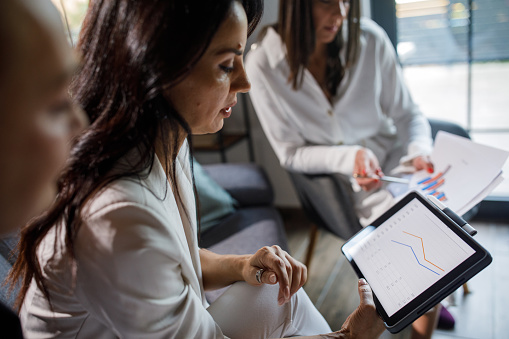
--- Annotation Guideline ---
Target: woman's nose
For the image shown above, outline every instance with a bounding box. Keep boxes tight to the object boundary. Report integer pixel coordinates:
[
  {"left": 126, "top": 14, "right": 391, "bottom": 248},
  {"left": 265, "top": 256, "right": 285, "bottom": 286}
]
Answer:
[{"left": 232, "top": 62, "right": 251, "bottom": 94}]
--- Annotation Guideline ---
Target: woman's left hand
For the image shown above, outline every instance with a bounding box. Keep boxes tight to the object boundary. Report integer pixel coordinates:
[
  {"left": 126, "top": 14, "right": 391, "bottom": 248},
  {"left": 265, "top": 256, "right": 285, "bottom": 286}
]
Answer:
[{"left": 243, "top": 245, "right": 307, "bottom": 306}]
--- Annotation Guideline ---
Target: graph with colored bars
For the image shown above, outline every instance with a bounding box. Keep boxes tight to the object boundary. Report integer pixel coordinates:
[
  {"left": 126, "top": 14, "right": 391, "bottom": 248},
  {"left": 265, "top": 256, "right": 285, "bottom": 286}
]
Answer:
[
  {"left": 351, "top": 198, "right": 475, "bottom": 316},
  {"left": 416, "top": 165, "right": 451, "bottom": 201}
]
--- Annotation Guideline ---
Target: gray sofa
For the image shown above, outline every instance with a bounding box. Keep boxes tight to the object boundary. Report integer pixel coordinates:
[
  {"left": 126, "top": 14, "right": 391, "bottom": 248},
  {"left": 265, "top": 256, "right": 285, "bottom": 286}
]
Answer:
[
  {"left": 199, "top": 162, "right": 289, "bottom": 302},
  {"left": 0, "top": 162, "right": 288, "bottom": 310}
]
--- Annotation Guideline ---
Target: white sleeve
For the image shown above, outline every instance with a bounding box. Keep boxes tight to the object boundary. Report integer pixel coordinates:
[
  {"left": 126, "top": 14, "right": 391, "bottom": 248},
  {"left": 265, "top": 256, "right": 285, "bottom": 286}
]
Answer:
[
  {"left": 74, "top": 202, "right": 226, "bottom": 339},
  {"left": 376, "top": 27, "right": 433, "bottom": 164},
  {"left": 246, "top": 51, "right": 361, "bottom": 175}
]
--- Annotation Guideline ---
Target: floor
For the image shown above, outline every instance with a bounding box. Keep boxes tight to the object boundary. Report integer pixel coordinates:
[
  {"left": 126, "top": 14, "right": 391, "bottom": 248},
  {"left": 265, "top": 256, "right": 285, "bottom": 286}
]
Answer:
[{"left": 280, "top": 208, "right": 509, "bottom": 339}]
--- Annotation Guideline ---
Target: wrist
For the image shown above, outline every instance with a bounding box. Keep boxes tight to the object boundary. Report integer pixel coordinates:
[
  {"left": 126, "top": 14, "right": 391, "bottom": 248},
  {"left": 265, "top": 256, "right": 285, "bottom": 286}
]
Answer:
[
  {"left": 334, "top": 328, "right": 350, "bottom": 338},
  {"left": 236, "top": 254, "right": 251, "bottom": 281},
  {"left": 318, "top": 329, "right": 350, "bottom": 338}
]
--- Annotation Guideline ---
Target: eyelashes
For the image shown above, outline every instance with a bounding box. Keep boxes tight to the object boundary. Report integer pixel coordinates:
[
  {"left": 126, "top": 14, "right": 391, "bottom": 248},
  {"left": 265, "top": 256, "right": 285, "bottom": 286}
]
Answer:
[{"left": 219, "top": 65, "right": 234, "bottom": 74}]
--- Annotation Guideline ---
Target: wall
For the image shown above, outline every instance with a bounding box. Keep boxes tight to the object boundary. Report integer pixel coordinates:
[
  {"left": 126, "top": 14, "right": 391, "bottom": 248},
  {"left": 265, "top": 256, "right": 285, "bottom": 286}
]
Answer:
[{"left": 196, "top": 0, "right": 371, "bottom": 207}]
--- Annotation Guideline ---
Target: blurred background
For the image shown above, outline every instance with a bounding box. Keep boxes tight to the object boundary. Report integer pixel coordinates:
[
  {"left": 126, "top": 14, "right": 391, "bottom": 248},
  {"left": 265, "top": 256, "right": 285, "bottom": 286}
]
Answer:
[{"left": 51, "top": 0, "right": 509, "bottom": 208}]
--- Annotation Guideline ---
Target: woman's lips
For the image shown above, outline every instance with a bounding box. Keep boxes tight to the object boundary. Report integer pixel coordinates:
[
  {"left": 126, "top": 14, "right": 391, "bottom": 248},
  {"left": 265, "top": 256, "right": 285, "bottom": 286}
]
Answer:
[
  {"left": 220, "top": 101, "right": 237, "bottom": 118},
  {"left": 325, "top": 25, "right": 339, "bottom": 33}
]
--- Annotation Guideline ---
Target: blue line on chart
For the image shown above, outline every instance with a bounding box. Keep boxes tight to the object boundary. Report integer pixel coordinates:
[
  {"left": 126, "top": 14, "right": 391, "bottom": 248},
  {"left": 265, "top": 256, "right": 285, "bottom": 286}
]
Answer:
[{"left": 391, "top": 240, "right": 440, "bottom": 275}]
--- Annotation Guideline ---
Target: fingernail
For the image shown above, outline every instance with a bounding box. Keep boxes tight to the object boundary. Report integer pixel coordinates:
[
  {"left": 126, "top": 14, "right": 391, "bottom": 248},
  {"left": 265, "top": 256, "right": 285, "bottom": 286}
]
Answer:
[
  {"left": 285, "top": 286, "right": 290, "bottom": 300},
  {"left": 278, "top": 297, "right": 285, "bottom": 306},
  {"left": 427, "top": 167, "right": 434, "bottom": 173},
  {"left": 269, "top": 274, "right": 276, "bottom": 284},
  {"left": 359, "top": 278, "right": 367, "bottom": 285},
  {"left": 362, "top": 169, "right": 367, "bottom": 175}
]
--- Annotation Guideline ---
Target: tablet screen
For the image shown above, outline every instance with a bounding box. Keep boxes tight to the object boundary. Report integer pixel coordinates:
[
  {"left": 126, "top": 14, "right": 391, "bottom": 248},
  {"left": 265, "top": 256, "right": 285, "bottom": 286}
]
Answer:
[{"left": 349, "top": 197, "right": 476, "bottom": 317}]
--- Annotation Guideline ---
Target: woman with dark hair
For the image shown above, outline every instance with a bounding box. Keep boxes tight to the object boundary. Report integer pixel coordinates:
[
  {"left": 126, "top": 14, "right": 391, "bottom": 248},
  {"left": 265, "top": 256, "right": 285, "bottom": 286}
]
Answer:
[
  {"left": 11, "top": 0, "right": 385, "bottom": 338},
  {"left": 246, "top": 0, "right": 434, "bottom": 228},
  {"left": 246, "top": 1, "right": 441, "bottom": 337}
]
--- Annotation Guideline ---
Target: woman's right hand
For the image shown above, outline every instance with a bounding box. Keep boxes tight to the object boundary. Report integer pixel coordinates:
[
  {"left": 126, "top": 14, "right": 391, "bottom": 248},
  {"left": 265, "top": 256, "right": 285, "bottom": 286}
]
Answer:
[
  {"left": 332, "top": 279, "right": 386, "bottom": 338},
  {"left": 353, "top": 148, "right": 383, "bottom": 191}
]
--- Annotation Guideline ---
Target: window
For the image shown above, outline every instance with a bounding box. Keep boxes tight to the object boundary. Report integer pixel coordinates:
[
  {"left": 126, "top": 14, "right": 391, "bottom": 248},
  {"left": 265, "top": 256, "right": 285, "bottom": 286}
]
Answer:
[
  {"left": 51, "top": 0, "right": 89, "bottom": 45},
  {"left": 374, "top": 0, "right": 509, "bottom": 198}
]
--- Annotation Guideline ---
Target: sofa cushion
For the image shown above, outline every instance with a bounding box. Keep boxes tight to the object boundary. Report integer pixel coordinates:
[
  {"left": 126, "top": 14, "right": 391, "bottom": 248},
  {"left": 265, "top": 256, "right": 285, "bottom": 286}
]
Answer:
[
  {"left": 199, "top": 206, "right": 287, "bottom": 249},
  {"left": 0, "top": 233, "right": 20, "bottom": 310},
  {"left": 194, "top": 160, "right": 237, "bottom": 232},
  {"left": 203, "top": 207, "right": 289, "bottom": 303},
  {"left": 203, "top": 163, "right": 274, "bottom": 207},
  {"left": 0, "top": 255, "right": 17, "bottom": 309}
]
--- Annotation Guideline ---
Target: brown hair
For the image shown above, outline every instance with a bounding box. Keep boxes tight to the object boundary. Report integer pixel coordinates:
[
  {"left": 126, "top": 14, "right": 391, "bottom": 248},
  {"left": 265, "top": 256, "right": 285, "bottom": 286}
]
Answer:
[
  {"left": 278, "top": 0, "right": 360, "bottom": 95},
  {"left": 10, "top": 0, "right": 263, "bottom": 309}
]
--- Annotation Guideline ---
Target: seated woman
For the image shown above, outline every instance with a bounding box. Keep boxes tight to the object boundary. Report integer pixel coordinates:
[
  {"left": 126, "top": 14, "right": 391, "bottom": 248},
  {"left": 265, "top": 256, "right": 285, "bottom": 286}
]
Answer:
[
  {"left": 245, "top": 0, "right": 434, "bottom": 228},
  {"left": 11, "top": 1, "right": 384, "bottom": 338},
  {"left": 245, "top": 1, "right": 440, "bottom": 337}
]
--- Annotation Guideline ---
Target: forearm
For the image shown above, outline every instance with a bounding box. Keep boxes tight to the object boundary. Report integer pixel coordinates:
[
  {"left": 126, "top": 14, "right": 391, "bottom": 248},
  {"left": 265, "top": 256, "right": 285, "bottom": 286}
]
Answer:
[
  {"left": 275, "top": 331, "right": 349, "bottom": 339},
  {"left": 199, "top": 248, "right": 250, "bottom": 291}
]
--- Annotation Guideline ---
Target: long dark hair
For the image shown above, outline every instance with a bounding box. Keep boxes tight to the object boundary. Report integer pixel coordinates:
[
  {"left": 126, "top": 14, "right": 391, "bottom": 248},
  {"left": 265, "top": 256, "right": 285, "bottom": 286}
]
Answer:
[
  {"left": 278, "top": 0, "right": 360, "bottom": 95},
  {"left": 10, "top": 0, "right": 263, "bottom": 309}
]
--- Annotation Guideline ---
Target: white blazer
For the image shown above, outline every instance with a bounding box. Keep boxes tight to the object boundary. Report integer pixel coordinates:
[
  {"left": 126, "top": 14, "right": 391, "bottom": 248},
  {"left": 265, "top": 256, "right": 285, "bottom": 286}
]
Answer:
[{"left": 20, "top": 143, "right": 227, "bottom": 338}]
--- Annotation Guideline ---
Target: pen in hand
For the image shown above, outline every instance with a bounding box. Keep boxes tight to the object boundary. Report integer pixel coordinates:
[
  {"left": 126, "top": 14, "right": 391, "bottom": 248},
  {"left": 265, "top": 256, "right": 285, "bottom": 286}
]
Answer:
[{"left": 352, "top": 174, "right": 409, "bottom": 184}]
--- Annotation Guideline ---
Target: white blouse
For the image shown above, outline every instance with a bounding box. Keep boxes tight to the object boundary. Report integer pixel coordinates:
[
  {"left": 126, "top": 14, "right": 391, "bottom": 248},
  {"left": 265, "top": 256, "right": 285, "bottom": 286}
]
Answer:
[
  {"left": 20, "top": 143, "right": 227, "bottom": 338},
  {"left": 245, "top": 19, "right": 433, "bottom": 175}
]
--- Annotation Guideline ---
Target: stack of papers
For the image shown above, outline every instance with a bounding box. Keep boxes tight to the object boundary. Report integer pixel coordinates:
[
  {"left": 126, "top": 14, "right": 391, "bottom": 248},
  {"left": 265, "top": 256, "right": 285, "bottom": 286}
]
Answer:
[{"left": 388, "top": 131, "right": 509, "bottom": 216}]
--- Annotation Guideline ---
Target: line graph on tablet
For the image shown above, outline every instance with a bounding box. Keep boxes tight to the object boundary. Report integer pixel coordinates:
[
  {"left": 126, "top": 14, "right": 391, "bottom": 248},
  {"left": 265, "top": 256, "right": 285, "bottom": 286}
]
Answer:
[
  {"left": 351, "top": 198, "right": 475, "bottom": 316},
  {"left": 391, "top": 239, "right": 442, "bottom": 275}
]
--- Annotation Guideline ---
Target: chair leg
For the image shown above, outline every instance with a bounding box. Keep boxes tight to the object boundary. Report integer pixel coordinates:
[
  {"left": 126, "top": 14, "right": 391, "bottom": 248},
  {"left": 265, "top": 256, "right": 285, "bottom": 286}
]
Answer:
[
  {"left": 304, "top": 224, "right": 319, "bottom": 272},
  {"left": 462, "top": 282, "right": 470, "bottom": 295}
]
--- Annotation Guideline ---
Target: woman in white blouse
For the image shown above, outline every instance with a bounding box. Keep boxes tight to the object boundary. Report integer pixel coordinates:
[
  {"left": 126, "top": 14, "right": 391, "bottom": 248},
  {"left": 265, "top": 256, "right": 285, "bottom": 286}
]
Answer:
[
  {"left": 246, "top": 0, "right": 435, "bottom": 227},
  {"left": 11, "top": 0, "right": 385, "bottom": 338}
]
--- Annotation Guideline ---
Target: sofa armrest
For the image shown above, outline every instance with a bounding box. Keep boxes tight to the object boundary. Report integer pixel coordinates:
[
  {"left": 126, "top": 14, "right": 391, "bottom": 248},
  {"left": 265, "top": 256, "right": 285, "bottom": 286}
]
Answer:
[{"left": 202, "top": 163, "right": 273, "bottom": 207}]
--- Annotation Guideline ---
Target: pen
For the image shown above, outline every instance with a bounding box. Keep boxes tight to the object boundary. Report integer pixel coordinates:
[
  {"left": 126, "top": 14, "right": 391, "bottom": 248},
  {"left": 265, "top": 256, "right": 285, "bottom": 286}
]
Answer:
[
  {"left": 427, "top": 195, "right": 477, "bottom": 236},
  {"left": 352, "top": 174, "right": 409, "bottom": 184}
]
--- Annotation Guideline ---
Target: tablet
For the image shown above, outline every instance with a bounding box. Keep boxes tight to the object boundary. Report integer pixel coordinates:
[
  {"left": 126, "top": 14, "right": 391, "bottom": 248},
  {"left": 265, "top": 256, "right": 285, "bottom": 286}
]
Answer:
[{"left": 341, "top": 191, "right": 492, "bottom": 333}]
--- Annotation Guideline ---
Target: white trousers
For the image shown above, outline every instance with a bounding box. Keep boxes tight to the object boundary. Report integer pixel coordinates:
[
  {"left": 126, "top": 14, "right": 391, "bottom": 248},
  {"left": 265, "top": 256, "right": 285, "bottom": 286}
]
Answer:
[
  {"left": 353, "top": 142, "right": 407, "bottom": 226},
  {"left": 207, "top": 282, "right": 331, "bottom": 339},
  {"left": 353, "top": 188, "right": 395, "bottom": 226}
]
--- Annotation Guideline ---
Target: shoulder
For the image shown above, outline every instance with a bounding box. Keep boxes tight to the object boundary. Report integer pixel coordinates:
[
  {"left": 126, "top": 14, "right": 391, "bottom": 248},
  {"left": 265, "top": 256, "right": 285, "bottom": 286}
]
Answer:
[
  {"left": 83, "top": 158, "right": 170, "bottom": 222},
  {"left": 75, "top": 173, "right": 181, "bottom": 264},
  {"left": 84, "top": 178, "right": 163, "bottom": 219},
  {"left": 246, "top": 26, "right": 286, "bottom": 72},
  {"left": 358, "top": 17, "right": 392, "bottom": 46}
]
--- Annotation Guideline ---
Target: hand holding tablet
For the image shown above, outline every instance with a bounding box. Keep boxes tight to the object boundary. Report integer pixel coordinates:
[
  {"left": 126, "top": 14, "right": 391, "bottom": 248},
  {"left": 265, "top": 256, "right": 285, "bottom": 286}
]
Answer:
[{"left": 341, "top": 191, "right": 492, "bottom": 333}]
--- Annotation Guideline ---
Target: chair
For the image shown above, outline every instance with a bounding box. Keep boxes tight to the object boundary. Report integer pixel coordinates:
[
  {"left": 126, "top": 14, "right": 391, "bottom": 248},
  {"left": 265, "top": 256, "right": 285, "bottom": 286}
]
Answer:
[
  {"left": 289, "top": 119, "right": 478, "bottom": 273},
  {"left": 286, "top": 171, "right": 362, "bottom": 270}
]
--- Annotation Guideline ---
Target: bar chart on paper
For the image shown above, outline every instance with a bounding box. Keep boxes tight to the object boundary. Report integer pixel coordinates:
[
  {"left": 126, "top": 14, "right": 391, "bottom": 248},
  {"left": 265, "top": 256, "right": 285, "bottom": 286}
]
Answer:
[
  {"left": 351, "top": 198, "right": 475, "bottom": 316},
  {"left": 415, "top": 165, "right": 451, "bottom": 201}
]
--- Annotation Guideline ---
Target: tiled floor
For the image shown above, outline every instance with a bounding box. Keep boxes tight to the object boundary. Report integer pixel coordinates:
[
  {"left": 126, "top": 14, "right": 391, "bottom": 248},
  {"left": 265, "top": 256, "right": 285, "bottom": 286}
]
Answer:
[{"left": 281, "top": 208, "right": 509, "bottom": 339}]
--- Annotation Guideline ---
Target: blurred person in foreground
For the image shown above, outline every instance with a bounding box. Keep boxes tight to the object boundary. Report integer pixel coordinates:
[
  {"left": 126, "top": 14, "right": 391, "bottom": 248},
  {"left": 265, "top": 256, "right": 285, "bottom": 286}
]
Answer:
[{"left": 0, "top": 0, "right": 87, "bottom": 337}]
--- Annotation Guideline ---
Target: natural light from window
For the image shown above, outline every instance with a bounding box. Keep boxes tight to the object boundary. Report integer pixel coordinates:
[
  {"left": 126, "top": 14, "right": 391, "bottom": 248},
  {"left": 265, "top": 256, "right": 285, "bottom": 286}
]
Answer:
[{"left": 396, "top": 0, "right": 509, "bottom": 197}]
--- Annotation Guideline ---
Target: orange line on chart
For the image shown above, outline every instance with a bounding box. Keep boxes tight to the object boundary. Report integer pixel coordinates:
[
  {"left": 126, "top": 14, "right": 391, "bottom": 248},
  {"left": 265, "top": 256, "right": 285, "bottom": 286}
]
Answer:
[{"left": 402, "top": 231, "right": 445, "bottom": 272}]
